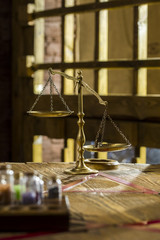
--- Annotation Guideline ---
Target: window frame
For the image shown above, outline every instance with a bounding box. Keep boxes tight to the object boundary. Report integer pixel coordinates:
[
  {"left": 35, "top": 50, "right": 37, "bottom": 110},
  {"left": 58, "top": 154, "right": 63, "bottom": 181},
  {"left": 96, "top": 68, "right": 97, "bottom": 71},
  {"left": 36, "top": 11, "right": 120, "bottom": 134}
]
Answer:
[{"left": 12, "top": 0, "right": 160, "bottom": 163}]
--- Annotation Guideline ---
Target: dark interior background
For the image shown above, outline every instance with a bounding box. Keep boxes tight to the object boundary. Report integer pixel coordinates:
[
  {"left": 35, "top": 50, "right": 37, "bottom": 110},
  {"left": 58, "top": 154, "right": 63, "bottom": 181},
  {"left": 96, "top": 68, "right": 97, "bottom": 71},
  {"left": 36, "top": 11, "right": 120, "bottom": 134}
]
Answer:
[{"left": 0, "top": 1, "right": 12, "bottom": 162}]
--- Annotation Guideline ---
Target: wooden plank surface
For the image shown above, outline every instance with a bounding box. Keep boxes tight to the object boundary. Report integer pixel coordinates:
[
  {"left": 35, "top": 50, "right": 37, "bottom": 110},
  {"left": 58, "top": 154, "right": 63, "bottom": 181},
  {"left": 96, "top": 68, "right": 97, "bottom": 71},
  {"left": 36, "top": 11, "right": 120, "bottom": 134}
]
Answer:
[
  {"left": 1, "top": 162, "right": 160, "bottom": 239},
  {"left": 23, "top": 93, "right": 160, "bottom": 151},
  {"left": 29, "top": 59, "right": 160, "bottom": 73},
  {"left": 26, "top": 95, "right": 160, "bottom": 120}
]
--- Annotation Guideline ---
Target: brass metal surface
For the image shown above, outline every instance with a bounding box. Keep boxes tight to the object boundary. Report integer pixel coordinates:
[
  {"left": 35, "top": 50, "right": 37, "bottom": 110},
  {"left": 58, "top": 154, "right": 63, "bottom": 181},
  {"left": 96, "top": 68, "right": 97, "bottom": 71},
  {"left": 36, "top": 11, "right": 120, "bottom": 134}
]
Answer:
[
  {"left": 84, "top": 142, "right": 131, "bottom": 152},
  {"left": 64, "top": 165, "right": 98, "bottom": 175},
  {"left": 27, "top": 111, "right": 74, "bottom": 117},
  {"left": 84, "top": 158, "right": 119, "bottom": 170},
  {"left": 64, "top": 71, "right": 98, "bottom": 175}
]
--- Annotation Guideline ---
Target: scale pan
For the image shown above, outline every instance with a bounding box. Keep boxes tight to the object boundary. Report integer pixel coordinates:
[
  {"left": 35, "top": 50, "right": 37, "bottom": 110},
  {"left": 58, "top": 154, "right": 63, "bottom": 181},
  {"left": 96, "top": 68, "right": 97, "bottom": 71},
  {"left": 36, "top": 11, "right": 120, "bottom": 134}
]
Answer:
[
  {"left": 84, "top": 142, "right": 131, "bottom": 152},
  {"left": 27, "top": 111, "right": 74, "bottom": 117}
]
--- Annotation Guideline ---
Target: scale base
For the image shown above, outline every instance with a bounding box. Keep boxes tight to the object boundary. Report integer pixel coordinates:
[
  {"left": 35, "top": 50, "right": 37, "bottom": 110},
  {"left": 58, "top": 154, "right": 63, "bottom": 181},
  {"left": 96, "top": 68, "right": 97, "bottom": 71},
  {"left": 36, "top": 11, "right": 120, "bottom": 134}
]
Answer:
[
  {"left": 84, "top": 158, "right": 119, "bottom": 170},
  {"left": 64, "top": 164, "right": 98, "bottom": 175}
]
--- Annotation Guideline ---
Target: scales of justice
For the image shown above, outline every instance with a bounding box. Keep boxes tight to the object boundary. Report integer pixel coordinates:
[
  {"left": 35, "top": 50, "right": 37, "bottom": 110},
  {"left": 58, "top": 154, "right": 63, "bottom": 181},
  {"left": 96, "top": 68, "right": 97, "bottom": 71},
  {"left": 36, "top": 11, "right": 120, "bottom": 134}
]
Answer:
[{"left": 28, "top": 68, "right": 131, "bottom": 175}]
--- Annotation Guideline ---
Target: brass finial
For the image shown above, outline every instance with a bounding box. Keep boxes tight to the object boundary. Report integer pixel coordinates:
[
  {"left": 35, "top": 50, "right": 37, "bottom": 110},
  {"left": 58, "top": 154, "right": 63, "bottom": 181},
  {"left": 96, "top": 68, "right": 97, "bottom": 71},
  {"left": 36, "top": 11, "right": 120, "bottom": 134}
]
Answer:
[{"left": 77, "top": 70, "right": 82, "bottom": 79}]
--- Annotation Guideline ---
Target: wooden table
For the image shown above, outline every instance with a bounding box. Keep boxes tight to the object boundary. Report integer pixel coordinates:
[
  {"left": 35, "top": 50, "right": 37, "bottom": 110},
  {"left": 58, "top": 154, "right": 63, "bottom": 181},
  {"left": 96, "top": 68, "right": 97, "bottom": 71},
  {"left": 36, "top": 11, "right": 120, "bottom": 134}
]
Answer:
[{"left": 1, "top": 162, "right": 160, "bottom": 240}]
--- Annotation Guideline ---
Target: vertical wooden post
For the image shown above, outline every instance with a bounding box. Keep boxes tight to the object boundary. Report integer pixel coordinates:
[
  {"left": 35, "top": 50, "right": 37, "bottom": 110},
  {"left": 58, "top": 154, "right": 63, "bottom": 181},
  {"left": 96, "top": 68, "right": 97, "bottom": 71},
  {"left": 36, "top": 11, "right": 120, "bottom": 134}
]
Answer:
[
  {"left": 133, "top": 5, "right": 148, "bottom": 163},
  {"left": 12, "top": 0, "right": 34, "bottom": 162},
  {"left": 63, "top": 0, "right": 75, "bottom": 162},
  {"left": 98, "top": 0, "right": 109, "bottom": 160},
  {"left": 32, "top": 0, "right": 45, "bottom": 162}
]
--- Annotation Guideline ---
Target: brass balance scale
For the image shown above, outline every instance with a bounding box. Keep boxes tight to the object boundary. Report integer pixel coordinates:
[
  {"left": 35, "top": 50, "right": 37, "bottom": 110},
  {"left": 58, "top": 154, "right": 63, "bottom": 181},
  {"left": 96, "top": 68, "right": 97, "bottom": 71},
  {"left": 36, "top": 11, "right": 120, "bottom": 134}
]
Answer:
[{"left": 28, "top": 68, "right": 131, "bottom": 175}]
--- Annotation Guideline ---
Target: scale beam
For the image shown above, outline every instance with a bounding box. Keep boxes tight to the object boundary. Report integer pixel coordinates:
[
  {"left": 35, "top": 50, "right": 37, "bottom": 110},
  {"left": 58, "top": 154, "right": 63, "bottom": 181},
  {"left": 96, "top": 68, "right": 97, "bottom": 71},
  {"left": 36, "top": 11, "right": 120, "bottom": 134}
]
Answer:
[{"left": 49, "top": 68, "right": 107, "bottom": 107}]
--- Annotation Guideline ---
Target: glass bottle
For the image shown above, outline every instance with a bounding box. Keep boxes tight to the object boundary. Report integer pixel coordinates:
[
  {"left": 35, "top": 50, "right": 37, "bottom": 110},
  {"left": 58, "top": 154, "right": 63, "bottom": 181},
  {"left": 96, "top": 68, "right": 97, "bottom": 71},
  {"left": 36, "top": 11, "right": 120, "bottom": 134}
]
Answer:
[
  {"left": 39, "top": 174, "right": 44, "bottom": 204},
  {"left": 22, "top": 172, "right": 37, "bottom": 205},
  {"left": 35, "top": 173, "right": 44, "bottom": 205},
  {"left": 0, "top": 165, "right": 14, "bottom": 205},
  {"left": 47, "top": 175, "right": 62, "bottom": 201},
  {"left": 13, "top": 172, "right": 25, "bottom": 205}
]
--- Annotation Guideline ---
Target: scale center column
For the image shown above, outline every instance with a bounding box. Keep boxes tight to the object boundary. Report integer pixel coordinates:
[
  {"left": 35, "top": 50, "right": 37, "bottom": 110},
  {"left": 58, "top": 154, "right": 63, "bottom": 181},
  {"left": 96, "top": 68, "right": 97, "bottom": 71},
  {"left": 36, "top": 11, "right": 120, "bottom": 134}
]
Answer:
[
  {"left": 76, "top": 71, "right": 86, "bottom": 169},
  {"left": 64, "top": 71, "right": 98, "bottom": 175}
]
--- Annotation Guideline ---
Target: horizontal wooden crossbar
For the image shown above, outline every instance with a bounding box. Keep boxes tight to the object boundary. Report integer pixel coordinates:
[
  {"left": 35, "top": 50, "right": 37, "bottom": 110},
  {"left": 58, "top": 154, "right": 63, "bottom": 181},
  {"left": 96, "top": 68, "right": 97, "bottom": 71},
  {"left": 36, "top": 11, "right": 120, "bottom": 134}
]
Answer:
[
  {"left": 27, "top": 95, "right": 160, "bottom": 120},
  {"left": 25, "top": 95, "right": 160, "bottom": 148},
  {"left": 30, "top": 59, "right": 160, "bottom": 72},
  {"left": 29, "top": 0, "right": 160, "bottom": 20}
]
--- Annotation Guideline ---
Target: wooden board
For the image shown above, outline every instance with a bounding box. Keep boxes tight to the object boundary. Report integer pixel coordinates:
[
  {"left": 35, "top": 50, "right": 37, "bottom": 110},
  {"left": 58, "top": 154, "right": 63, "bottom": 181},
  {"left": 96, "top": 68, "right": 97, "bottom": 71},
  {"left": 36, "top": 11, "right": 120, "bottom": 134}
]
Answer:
[{"left": 1, "top": 162, "right": 160, "bottom": 239}]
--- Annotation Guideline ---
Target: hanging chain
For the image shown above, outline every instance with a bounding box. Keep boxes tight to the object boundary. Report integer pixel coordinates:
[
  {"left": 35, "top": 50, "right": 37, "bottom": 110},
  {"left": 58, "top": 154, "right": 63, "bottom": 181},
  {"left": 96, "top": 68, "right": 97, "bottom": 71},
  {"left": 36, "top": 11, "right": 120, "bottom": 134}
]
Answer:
[
  {"left": 107, "top": 114, "right": 131, "bottom": 146},
  {"left": 94, "top": 104, "right": 131, "bottom": 147},
  {"left": 95, "top": 104, "right": 108, "bottom": 147},
  {"left": 50, "top": 75, "right": 72, "bottom": 113},
  {"left": 29, "top": 77, "right": 50, "bottom": 112},
  {"left": 29, "top": 71, "right": 72, "bottom": 113},
  {"left": 49, "top": 75, "right": 53, "bottom": 112}
]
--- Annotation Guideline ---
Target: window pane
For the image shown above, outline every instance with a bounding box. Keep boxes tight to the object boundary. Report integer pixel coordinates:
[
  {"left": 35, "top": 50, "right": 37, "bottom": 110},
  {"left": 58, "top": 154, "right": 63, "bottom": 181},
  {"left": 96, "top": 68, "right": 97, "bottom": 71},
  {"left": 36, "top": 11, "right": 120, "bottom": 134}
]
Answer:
[
  {"left": 45, "top": 0, "right": 62, "bottom": 10},
  {"left": 98, "top": 69, "right": 108, "bottom": 96},
  {"left": 148, "top": 3, "right": 160, "bottom": 58},
  {"left": 147, "top": 148, "right": 160, "bottom": 164},
  {"left": 108, "top": 69, "right": 134, "bottom": 95},
  {"left": 108, "top": 147, "right": 135, "bottom": 163},
  {"left": 138, "top": 5, "right": 148, "bottom": 59},
  {"left": 82, "top": 69, "right": 94, "bottom": 95},
  {"left": 137, "top": 68, "right": 147, "bottom": 96},
  {"left": 108, "top": 7, "right": 133, "bottom": 60},
  {"left": 99, "top": 9, "right": 108, "bottom": 61},
  {"left": 76, "top": 12, "right": 95, "bottom": 62},
  {"left": 42, "top": 137, "right": 64, "bottom": 162},
  {"left": 64, "top": 14, "right": 74, "bottom": 63},
  {"left": 76, "top": 0, "right": 95, "bottom": 6},
  {"left": 45, "top": 16, "right": 62, "bottom": 63},
  {"left": 147, "top": 69, "right": 160, "bottom": 95},
  {"left": 33, "top": 136, "right": 64, "bottom": 163},
  {"left": 34, "top": 70, "right": 61, "bottom": 94},
  {"left": 34, "top": 16, "right": 62, "bottom": 64}
]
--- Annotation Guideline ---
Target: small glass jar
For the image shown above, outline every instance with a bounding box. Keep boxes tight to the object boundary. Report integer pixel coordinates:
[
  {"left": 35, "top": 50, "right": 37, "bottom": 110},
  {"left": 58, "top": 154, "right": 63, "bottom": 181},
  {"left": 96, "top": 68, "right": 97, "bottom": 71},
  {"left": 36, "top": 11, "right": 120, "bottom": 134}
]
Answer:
[
  {"left": 13, "top": 172, "right": 25, "bottom": 205},
  {"left": 0, "top": 165, "right": 14, "bottom": 205},
  {"left": 47, "top": 175, "right": 62, "bottom": 201},
  {"left": 35, "top": 173, "right": 44, "bottom": 205},
  {"left": 22, "top": 172, "right": 38, "bottom": 205}
]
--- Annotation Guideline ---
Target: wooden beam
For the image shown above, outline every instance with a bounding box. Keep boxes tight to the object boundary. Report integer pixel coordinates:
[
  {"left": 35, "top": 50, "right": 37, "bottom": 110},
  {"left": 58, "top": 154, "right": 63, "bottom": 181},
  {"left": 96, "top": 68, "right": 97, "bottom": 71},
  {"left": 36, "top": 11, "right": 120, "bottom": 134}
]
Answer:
[
  {"left": 139, "top": 122, "right": 160, "bottom": 148},
  {"left": 26, "top": 114, "right": 160, "bottom": 149},
  {"left": 28, "top": 0, "right": 160, "bottom": 20},
  {"left": 26, "top": 95, "right": 160, "bottom": 121},
  {"left": 25, "top": 93, "right": 160, "bottom": 151},
  {"left": 28, "top": 59, "right": 160, "bottom": 74},
  {"left": 27, "top": 116, "right": 137, "bottom": 144}
]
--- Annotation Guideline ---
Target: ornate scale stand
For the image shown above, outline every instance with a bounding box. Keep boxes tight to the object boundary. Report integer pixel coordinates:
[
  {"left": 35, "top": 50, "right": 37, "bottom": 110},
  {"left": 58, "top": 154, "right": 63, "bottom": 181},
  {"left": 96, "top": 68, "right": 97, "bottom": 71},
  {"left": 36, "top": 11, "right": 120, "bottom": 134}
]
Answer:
[{"left": 28, "top": 69, "right": 131, "bottom": 175}]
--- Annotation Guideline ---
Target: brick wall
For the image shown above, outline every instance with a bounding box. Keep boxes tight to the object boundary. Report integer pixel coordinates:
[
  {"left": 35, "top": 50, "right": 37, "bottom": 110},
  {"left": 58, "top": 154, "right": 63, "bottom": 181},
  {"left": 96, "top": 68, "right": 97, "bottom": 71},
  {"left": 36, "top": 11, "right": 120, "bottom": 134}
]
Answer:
[{"left": 0, "top": 1, "right": 12, "bottom": 162}]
